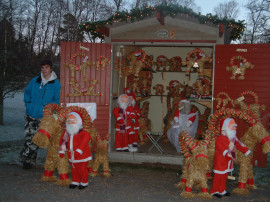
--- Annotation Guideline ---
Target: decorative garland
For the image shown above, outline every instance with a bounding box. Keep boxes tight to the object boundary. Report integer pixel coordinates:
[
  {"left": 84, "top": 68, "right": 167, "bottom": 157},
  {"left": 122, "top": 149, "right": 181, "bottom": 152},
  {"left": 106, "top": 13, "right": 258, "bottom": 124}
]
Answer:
[
  {"left": 79, "top": 4, "right": 245, "bottom": 41},
  {"left": 208, "top": 108, "right": 258, "bottom": 135}
]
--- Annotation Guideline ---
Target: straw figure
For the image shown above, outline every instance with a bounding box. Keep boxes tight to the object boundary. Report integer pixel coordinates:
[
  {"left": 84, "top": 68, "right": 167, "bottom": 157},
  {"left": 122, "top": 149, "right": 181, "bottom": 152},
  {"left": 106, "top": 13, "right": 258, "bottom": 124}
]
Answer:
[
  {"left": 32, "top": 104, "right": 71, "bottom": 186},
  {"left": 182, "top": 48, "right": 212, "bottom": 77},
  {"left": 233, "top": 90, "right": 265, "bottom": 120},
  {"left": 138, "top": 101, "right": 151, "bottom": 145},
  {"left": 178, "top": 131, "right": 212, "bottom": 199},
  {"left": 89, "top": 133, "right": 111, "bottom": 177},
  {"left": 166, "top": 80, "right": 184, "bottom": 112},
  {"left": 214, "top": 92, "right": 235, "bottom": 110},
  {"left": 144, "top": 55, "right": 154, "bottom": 70},
  {"left": 153, "top": 84, "right": 165, "bottom": 95},
  {"left": 168, "top": 56, "right": 182, "bottom": 71},
  {"left": 208, "top": 108, "right": 270, "bottom": 195},
  {"left": 226, "top": 56, "right": 254, "bottom": 80},
  {"left": 155, "top": 55, "right": 168, "bottom": 71},
  {"left": 127, "top": 49, "right": 146, "bottom": 77},
  {"left": 192, "top": 78, "right": 211, "bottom": 96}
]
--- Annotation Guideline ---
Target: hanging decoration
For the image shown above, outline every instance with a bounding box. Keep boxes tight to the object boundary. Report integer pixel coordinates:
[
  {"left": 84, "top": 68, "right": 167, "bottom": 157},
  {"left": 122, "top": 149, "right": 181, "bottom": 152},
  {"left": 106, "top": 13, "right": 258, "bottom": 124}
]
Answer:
[
  {"left": 152, "top": 84, "right": 165, "bottom": 95},
  {"left": 155, "top": 55, "right": 168, "bottom": 71},
  {"left": 67, "top": 79, "right": 102, "bottom": 97},
  {"left": 182, "top": 48, "right": 212, "bottom": 77},
  {"left": 127, "top": 49, "right": 146, "bottom": 77},
  {"left": 226, "top": 56, "right": 254, "bottom": 80},
  {"left": 214, "top": 92, "right": 235, "bottom": 110},
  {"left": 65, "top": 52, "right": 110, "bottom": 97},
  {"left": 94, "top": 56, "right": 111, "bottom": 70}
]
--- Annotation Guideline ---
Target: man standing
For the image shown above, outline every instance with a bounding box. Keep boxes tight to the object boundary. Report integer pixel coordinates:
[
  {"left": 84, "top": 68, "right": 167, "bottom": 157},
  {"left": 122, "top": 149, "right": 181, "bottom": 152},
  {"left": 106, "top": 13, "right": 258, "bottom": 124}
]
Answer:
[
  {"left": 19, "top": 59, "right": 60, "bottom": 169},
  {"left": 210, "top": 118, "right": 251, "bottom": 198}
]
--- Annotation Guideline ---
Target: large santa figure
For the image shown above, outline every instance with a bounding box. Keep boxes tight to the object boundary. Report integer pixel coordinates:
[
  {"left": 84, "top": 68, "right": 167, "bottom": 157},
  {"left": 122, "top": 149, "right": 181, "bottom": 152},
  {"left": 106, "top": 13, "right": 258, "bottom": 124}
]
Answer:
[
  {"left": 125, "top": 88, "right": 141, "bottom": 151},
  {"left": 210, "top": 118, "right": 251, "bottom": 198},
  {"left": 113, "top": 94, "right": 136, "bottom": 152},
  {"left": 167, "top": 98, "right": 199, "bottom": 152},
  {"left": 59, "top": 112, "right": 92, "bottom": 190}
]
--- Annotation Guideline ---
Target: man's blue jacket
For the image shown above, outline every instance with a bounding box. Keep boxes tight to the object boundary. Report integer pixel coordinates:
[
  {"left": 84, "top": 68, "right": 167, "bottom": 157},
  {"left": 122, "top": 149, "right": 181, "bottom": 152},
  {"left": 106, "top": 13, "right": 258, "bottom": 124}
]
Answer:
[{"left": 24, "top": 72, "right": 60, "bottom": 119}]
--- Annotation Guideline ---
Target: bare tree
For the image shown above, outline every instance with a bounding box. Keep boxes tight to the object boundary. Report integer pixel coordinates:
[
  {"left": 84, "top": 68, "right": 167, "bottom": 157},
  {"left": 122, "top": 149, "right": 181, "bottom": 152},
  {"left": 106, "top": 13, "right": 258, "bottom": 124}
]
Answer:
[
  {"left": 242, "top": 0, "right": 270, "bottom": 44},
  {"left": 213, "top": 0, "right": 239, "bottom": 20},
  {"left": 131, "top": 0, "right": 200, "bottom": 12}
]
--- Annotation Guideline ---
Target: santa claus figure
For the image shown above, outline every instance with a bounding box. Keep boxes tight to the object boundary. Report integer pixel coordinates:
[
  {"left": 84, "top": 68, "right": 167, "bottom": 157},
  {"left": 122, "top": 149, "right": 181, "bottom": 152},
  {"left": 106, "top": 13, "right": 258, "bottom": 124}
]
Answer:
[
  {"left": 167, "top": 98, "right": 199, "bottom": 152},
  {"left": 113, "top": 94, "right": 136, "bottom": 152},
  {"left": 59, "top": 112, "right": 92, "bottom": 190},
  {"left": 127, "top": 92, "right": 141, "bottom": 152},
  {"left": 210, "top": 118, "right": 251, "bottom": 198}
]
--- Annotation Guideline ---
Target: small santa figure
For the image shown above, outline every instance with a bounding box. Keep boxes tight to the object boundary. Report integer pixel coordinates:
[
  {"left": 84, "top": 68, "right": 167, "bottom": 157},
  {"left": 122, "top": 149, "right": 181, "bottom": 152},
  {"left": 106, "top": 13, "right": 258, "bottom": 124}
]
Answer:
[
  {"left": 210, "top": 118, "right": 251, "bottom": 198},
  {"left": 113, "top": 94, "right": 136, "bottom": 152},
  {"left": 59, "top": 112, "right": 92, "bottom": 190},
  {"left": 167, "top": 98, "right": 199, "bottom": 152}
]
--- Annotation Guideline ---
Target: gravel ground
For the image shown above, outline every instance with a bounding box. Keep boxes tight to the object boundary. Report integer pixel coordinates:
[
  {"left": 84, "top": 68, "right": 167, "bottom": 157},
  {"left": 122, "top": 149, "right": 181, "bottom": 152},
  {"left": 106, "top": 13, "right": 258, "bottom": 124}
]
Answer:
[{"left": 1, "top": 162, "right": 270, "bottom": 202}]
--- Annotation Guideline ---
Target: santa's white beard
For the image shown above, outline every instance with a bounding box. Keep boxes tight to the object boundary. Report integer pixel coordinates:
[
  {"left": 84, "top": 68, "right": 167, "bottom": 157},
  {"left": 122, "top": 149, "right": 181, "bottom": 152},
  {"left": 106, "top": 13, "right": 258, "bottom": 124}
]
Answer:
[
  {"left": 179, "top": 103, "right": 191, "bottom": 115},
  {"left": 66, "top": 123, "right": 82, "bottom": 136},
  {"left": 119, "top": 102, "right": 128, "bottom": 111},
  {"left": 226, "top": 130, "right": 236, "bottom": 141}
]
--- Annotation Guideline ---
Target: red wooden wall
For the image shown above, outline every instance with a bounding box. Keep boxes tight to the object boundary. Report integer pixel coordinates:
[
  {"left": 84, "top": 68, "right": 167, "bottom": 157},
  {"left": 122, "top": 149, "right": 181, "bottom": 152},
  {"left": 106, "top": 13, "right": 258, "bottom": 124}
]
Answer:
[
  {"left": 214, "top": 44, "right": 270, "bottom": 167},
  {"left": 60, "top": 42, "right": 111, "bottom": 138}
]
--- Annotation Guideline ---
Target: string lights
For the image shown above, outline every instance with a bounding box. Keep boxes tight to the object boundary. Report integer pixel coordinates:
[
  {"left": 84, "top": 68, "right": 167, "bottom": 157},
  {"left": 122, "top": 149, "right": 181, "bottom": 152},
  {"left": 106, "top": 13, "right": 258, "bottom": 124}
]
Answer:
[{"left": 79, "top": 4, "right": 245, "bottom": 41}]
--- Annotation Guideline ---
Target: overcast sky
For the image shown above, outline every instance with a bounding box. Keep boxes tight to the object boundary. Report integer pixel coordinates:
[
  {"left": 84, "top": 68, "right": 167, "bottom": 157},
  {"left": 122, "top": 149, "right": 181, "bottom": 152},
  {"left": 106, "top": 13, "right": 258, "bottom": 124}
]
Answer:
[{"left": 195, "top": 0, "right": 249, "bottom": 21}]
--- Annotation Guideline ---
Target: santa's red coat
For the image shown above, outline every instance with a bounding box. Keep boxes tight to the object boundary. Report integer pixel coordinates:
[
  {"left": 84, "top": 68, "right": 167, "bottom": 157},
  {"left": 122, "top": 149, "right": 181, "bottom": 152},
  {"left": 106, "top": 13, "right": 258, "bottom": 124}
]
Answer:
[
  {"left": 213, "top": 135, "right": 250, "bottom": 174},
  {"left": 67, "top": 130, "right": 92, "bottom": 163}
]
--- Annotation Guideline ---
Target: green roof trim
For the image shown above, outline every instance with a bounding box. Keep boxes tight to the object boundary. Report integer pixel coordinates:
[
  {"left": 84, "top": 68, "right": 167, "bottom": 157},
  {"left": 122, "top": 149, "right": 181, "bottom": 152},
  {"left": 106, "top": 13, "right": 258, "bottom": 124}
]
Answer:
[{"left": 79, "top": 4, "right": 245, "bottom": 41}]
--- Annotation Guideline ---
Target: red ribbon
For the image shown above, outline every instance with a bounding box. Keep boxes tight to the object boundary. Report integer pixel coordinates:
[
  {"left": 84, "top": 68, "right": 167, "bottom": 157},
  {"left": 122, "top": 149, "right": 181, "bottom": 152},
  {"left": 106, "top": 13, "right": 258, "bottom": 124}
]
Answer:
[
  {"left": 201, "top": 188, "right": 208, "bottom": 193},
  {"left": 206, "top": 172, "right": 211, "bottom": 178},
  {"left": 181, "top": 178, "right": 187, "bottom": 183},
  {"left": 38, "top": 129, "right": 51, "bottom": 139},
  {"left": 238, "top": 182, "right": 246, "bottom": 189},
  {"left": 103, "top": 170, "right": 110, "bottom": 173},
  {"left": 185, "top": 187, "right": 192, "bottom": 192},
  {"left": 195, "top": 153, "right": 207, "bottom": 160},
  {"left": 60, "top": 173, "right": 69, "bottom": 180},
  {"left": 44, "top": 170, "right": 53, "bottom": 177},
  {"left": 261, "top": 136, "right": 270, "bottom": 145},
  {"left": 88, "top": 167, "right": 93, "bottom": 173},
  {"left": 247, "top": 178, "right": 254, "bottom": 185}
]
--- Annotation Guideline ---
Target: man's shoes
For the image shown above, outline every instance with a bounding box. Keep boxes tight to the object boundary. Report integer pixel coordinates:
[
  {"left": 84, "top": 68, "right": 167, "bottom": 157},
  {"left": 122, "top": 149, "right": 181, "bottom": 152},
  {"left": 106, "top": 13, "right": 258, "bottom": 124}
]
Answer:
[
  {"left": 22, "top": 163, "right": 32, "bottom": 170},
  {"left": 78, "top": 185, "right": 88, "bottom": 190},
  {"left": 69, "top": 184, "right": 78, "bottom": 189},
  {"left": 212, "top": 193, "right": 222, "bottom": 198},
  {"left": 224, "top": 192, "right": 230, "bottom": 196}
]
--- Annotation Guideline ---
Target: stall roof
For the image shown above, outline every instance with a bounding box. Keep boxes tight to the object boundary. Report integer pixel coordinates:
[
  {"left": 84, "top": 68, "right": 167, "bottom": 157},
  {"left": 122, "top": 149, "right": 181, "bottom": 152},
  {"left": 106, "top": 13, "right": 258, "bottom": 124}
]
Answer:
[{"left": 79, "top": 4, "right": 245, "bottom": 44}]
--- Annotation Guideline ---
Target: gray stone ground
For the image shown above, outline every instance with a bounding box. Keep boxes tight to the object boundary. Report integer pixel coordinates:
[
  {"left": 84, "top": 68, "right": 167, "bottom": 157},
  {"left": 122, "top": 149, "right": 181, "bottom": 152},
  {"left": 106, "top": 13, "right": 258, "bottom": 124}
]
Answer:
[{"left": 1, "top": 92, "right": 270, "bottom": 202}]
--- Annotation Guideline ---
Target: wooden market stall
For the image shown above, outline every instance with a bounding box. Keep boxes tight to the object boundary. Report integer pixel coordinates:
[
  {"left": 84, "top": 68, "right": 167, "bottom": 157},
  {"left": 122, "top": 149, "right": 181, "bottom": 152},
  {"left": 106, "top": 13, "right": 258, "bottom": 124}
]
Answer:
[{"left": 60, "top": 5, "right": 270, "bottom": 166}]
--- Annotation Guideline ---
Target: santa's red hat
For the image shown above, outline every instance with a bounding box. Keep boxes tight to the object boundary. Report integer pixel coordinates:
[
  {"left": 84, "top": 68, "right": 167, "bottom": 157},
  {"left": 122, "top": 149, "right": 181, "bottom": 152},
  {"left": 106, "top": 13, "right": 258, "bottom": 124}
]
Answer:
[
  {"left": 128, "top": 92, "right": 136, "bottom": 101},
  {"left": 180, "top": 98, "right": 190, "bottom": 103},
  {"left": 124, "top": 87, "right": 131, "bottom": 94}
]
